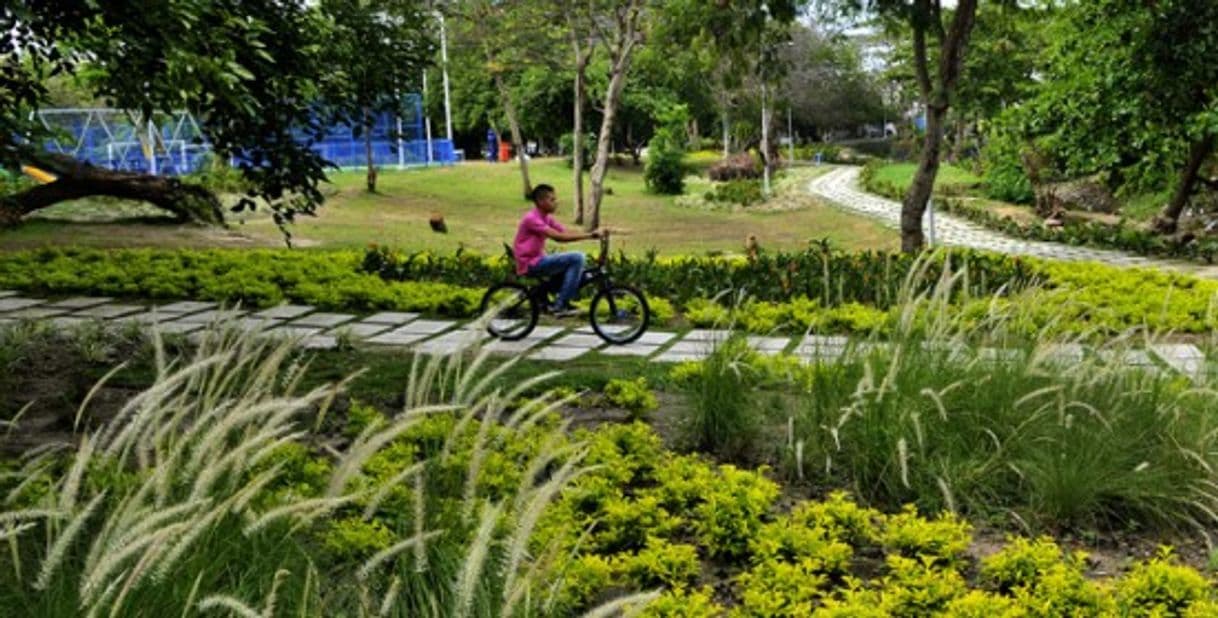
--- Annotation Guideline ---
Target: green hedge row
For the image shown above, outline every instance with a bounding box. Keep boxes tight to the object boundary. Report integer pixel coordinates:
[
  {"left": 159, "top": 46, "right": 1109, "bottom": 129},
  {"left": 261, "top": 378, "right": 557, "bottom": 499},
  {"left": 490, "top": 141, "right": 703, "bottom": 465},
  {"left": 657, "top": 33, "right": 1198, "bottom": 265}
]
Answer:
[
  {"left": 361, "top": 243, "right": 1041, "bottom": 308},
  {"left": 0, "top": 248, "right": 482, "bottom": 316},
  {"left": 3, "top": 247, "right": 1218, "bottom": 337}
]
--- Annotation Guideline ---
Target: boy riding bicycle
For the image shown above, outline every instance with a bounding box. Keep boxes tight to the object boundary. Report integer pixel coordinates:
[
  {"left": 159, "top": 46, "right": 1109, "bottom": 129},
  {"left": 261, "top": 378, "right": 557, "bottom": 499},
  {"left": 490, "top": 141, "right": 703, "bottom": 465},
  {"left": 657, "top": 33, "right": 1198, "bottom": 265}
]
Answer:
[{"left": 514, "top": 184, "right": 601, "bottom": 317}]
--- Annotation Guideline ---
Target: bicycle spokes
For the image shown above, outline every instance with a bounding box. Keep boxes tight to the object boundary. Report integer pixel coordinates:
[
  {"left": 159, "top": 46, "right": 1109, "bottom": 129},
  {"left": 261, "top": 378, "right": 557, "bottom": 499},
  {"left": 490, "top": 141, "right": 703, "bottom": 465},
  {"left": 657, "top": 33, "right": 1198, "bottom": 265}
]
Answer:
[{"left": 590, "top": 286, "right": 649, "bottom": 344}]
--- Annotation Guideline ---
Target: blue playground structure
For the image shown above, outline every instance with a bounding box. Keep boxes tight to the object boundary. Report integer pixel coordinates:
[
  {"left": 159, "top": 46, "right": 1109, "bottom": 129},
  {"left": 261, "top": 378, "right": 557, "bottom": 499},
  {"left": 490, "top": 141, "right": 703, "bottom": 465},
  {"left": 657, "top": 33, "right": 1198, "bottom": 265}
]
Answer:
[
  {"left": 309, "top": 95, "right": 455, "bottom": 169},
  {"left": 33, "top": 94, "right": 456, "bottom": 177}
]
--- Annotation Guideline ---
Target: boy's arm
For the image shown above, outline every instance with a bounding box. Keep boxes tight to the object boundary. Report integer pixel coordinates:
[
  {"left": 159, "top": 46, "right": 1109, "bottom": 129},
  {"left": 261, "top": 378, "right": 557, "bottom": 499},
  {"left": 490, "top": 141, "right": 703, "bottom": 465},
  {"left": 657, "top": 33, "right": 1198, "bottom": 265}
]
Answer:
[
  {"left": 543, "top": 227, "right": 600, "bottom": 242},
  {"left": 521, "top": 215, "right": 598, "bottom": 242}
]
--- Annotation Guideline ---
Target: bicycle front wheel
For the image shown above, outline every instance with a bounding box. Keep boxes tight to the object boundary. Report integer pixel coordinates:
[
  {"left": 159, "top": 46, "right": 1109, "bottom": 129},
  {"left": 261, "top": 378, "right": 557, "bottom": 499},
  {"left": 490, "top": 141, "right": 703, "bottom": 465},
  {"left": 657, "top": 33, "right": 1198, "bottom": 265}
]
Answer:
[
  {"left": 480, "top": 282, "right": 539, "bottom": 341},
  {"left": 589, "top": 284, "right": 650, "bottom": 345}
]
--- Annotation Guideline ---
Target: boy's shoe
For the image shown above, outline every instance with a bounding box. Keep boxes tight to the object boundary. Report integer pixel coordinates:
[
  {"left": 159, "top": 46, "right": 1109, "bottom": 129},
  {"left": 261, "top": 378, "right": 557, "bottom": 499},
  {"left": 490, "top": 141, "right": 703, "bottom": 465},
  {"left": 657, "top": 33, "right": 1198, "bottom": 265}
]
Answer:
[{"left": 548, "top": 305, "right": 579, "bottom": 318}]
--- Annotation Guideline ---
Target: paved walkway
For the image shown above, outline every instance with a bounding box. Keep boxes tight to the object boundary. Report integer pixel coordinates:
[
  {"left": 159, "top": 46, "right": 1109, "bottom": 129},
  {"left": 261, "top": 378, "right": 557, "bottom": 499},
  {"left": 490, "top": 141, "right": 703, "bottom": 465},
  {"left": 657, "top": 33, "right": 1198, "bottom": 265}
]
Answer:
[
  {"left": 0, "top": 291, "right": 1210, "bottom": 381},
  {"left": 808, "top": 167, "right": 1218, "bottom": 277}
]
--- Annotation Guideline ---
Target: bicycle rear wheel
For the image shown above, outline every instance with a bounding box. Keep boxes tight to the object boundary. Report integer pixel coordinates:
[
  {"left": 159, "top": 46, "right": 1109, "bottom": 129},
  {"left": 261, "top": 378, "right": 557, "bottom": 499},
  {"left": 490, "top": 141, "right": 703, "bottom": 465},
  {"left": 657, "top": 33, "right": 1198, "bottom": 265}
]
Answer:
[
  {"left": 480, "top": 282, "right": 539, "bottom": 341},
  {"left": 589, "top": 284, "right": 650, "bottom": 345}
]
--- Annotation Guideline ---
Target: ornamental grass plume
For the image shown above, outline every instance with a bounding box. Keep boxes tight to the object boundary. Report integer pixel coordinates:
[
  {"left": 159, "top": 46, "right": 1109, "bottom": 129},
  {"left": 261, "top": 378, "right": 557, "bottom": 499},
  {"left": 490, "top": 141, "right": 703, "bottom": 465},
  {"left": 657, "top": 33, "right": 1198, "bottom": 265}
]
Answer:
[
  {"left": 785, "top": 253, "right": 1218, "bottom": 532},
  {"left": 0, "top": 310, "right": 629, "bottom": 616}
]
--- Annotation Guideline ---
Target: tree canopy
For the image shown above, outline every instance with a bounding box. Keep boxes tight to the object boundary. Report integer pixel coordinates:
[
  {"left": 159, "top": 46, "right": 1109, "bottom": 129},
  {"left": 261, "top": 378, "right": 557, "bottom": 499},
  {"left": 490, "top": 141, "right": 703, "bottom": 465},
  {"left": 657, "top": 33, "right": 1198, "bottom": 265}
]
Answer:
[{"left": 1, "top": 1, "right": 435, "bottom": 232}]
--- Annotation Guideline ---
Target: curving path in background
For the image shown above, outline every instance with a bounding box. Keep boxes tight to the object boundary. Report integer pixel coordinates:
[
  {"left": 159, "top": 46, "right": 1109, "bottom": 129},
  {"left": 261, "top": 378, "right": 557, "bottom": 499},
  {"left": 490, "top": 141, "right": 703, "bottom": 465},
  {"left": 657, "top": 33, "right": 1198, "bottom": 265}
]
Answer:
[{"left": 807, "top": 166, "right": 1218, "bottom": 277}]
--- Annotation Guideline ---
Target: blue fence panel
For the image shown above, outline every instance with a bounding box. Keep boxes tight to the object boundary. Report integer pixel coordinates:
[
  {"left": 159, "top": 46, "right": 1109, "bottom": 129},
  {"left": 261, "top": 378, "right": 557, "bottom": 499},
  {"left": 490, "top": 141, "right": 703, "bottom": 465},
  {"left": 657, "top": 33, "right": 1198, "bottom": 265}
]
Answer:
[{"left": 35, "top": 98, "right": 457, "bottom": 178}]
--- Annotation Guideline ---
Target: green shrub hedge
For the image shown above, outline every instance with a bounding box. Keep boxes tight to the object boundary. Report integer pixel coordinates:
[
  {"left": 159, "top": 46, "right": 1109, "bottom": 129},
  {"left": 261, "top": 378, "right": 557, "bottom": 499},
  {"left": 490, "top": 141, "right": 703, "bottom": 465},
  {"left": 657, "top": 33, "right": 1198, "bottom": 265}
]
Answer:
[
  {"left": 0, "top": 248, "right": 482, "bottom": 316},
  {"left": 4, "top": 247, "right": 1218, "bottom": 337},
  {"left": 362, "top": 243, "right": 1040, "bottom": 308}
]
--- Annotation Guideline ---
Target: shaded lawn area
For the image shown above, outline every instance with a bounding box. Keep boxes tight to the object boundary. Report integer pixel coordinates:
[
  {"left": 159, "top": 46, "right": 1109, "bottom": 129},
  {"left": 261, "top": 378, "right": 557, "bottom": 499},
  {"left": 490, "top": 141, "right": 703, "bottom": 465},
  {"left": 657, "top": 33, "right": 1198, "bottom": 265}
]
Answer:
[{"left": 1, "top": 159, "right": 897, "bottom": 255}]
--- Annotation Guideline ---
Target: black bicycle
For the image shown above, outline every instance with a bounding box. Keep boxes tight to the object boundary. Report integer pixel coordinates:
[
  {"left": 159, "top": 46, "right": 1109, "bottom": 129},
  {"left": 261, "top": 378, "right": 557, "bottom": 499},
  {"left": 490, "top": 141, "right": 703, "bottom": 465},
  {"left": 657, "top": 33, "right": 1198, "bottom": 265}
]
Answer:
[{"left": 480, "top": 231, "right": 650, "bottom": 344}]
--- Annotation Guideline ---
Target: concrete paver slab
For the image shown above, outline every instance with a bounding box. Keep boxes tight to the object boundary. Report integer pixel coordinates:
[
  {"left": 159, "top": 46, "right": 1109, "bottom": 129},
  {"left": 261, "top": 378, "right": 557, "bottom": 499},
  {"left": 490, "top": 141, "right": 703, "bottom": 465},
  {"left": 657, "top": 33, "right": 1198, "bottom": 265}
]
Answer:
[
  {"left": 413, "top": 330, "right": 485, "bottom": 356},
  {"left": 365, "top": 330, "right": 432, "bottom": 346},
  {"left": 289, "top": 312, "right": 356, "bottom": 328},
  {"left": 156, "top": 301, "right": 217, "bottom": 314},
  {"left": 748, "top": 336, "right": 791, "bottom": 354},
  {"left": 72, "top": 304, "right": 145, "bottom": 319},
  {"left": 530, "top": 345, "right": 590, "bottom": 361},
  {"left": 395, "top": 319, "right": 456, "bottom": 335},
  {"left": 266, "top": 326, "right": 325, "bottom": 339},
  {"left": 681, "top": 329, "right": 734, "bottom": 342},
  {"left": 327, "top": 323, "right": 392, "bottom": 339},
  {"left": 548, "top": 333, "right": 605, "bottom": 348},
  {"left": 154, "top": 321, "right": 204, "bottom": 335},
  {"left": 361, "top": 311, "right": 420, "bottom": 325},
  {"left": 598, "top": 344, "right": 660, "bottom": 357},
  {"left": 252, "top": 305, "right": 315, "bottom": 320},
  {"left": 5, "top": 307, "right": 68, "bottom": 320},
  {"left": 179, "top": 309, "right": 247, "bottom": 324},
  {"left": 0, "top": 297, "right": 45, "bottom": 312},
  {"left": 47, "top": 297, "right": 112, "bottom": 309}
]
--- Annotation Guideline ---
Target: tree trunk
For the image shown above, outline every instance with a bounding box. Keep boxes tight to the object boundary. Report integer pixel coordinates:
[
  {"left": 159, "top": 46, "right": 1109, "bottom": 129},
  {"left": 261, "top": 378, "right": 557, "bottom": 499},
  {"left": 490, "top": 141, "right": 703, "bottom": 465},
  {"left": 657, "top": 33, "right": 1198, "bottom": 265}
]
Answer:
[
  {"left": 899, "top": 0, "right": 978, "bottom": 253},
  {"left": 566, "top": 5, "right": 596, "bottom": 225},
  {"left": 588, "top": 0, "right": 644, "bottom": 231},
  {"left": 572, "top": 45, "right": 590, "bottom": 225},
  {"left": 1154, "top": 134, "right": 1215, "bottom": 234},
  {"left": 902, "top": 104, "right": 948, "bottom": 252},
  {"left": 0, "top": 152, "right": 224, "bottom": 227},
  {"left": 589, "top": 63, "right": 630, "bottom": 230},
  {"left": 494, "top": 74, "right": 532, "bottom": 200},
  {"left": 761, "top": 84, "right": 771, "bottom": 196},
  {"left": 364, "top": 107, "right": 378, "bottom": 193}
]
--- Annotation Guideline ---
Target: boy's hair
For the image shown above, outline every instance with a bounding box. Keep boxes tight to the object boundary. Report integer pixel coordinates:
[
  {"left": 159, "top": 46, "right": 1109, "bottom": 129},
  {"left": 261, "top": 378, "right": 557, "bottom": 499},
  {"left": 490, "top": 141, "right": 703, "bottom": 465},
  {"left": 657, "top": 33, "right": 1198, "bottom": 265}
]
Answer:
[{"left": 530, "top": 184, "right": 555, "bottom": 203}]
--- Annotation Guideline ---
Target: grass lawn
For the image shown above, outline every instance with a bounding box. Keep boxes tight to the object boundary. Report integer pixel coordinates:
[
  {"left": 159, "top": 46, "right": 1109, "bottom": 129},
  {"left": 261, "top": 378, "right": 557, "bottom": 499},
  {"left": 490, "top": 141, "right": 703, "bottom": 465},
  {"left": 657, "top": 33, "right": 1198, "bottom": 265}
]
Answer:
[
  {"left": 870, "top": 162, "right": 983, "bottom": 195},
  {"left": 870, "top": 162, "right": 1176, "bottom": 225},
  {"left": 0, "top": 159, "right": 897, "bottom": 255}
]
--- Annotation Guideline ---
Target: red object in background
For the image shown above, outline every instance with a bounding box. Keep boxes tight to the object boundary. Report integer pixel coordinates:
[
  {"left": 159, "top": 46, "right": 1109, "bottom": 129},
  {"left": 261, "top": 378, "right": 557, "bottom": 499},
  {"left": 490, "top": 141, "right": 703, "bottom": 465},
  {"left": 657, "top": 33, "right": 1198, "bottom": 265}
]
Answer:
[{"left": 498, "top": 141, "right": 511, "bottom": 162}]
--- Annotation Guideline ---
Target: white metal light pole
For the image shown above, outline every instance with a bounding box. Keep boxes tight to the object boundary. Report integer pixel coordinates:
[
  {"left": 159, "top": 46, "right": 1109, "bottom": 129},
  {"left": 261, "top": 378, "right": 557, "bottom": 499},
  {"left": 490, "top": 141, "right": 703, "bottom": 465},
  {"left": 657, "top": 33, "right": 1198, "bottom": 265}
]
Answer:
[
  {"left": 423, "top": 71, "right": 433, "bottom": 166},
  {"left": 438, "top": 11, "right": 453, "bottom": 142},
  {"left": 148, "top": 119, "right": 158, "bottom": 175}
]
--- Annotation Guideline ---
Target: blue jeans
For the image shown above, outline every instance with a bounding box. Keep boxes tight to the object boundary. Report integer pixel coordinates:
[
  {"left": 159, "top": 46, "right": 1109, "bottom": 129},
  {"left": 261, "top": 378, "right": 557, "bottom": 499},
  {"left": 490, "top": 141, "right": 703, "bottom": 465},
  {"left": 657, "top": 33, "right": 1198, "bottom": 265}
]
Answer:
[{"left": 528, "top": 252, "right": 585, "bottom": 309}]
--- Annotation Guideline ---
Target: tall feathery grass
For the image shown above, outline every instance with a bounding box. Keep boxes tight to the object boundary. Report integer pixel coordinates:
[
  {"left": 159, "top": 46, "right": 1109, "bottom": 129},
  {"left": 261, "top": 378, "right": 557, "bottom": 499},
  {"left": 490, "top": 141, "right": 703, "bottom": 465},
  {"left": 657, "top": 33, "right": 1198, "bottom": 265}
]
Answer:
[
  {"left": 803, "top": 257, "right": 1218, "bottom": 532},
  {"left": 681, "top": 252, "right": 1218, "bottom": 533},
  {"left": 0, "top": 315, "right": 654, "bottom": 616}
]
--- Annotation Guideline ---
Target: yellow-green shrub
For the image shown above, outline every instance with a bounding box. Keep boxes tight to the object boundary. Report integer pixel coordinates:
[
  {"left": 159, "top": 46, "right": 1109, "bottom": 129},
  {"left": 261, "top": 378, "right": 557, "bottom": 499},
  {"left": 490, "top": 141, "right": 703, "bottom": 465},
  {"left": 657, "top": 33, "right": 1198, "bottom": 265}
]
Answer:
[
  {"left": 643, "top": 586, "right": 724, "bottom": 617},
  {"left": 692, "top": 465, "right": 780, "bottom": 559},
  {"left": 1115, "top": 548, "right": 1214, "bottom": 616},
  {"left": 619, "top": 537, "right": 701, "bottom": 588},
  {"left": 879, "top": 555, "right": 969, "bottom": 615},
  {"left": 603, "top": 377, "right": 659, "bottom": 419},
  {"left": 685, "top": 297, "right": 731, "bottom": 327},
  {"left": 880, "top": 505, "right": 972, "bottom": 565}
]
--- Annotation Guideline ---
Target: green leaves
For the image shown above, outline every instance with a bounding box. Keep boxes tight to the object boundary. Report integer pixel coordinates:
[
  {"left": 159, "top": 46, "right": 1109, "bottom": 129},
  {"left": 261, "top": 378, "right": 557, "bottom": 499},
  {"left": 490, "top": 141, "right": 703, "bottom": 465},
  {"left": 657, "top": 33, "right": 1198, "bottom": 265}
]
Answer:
[{"left": 985, "top": 0, "right": 1218, "bottom": 197}]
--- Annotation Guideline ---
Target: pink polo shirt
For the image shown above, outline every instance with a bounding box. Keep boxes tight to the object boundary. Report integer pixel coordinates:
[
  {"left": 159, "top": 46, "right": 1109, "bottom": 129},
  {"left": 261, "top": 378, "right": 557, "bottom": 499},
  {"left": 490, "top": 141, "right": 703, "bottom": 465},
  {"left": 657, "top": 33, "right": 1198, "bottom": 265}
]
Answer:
[{"left": 514, "top": 207, "right": 565, "bottom": 274}]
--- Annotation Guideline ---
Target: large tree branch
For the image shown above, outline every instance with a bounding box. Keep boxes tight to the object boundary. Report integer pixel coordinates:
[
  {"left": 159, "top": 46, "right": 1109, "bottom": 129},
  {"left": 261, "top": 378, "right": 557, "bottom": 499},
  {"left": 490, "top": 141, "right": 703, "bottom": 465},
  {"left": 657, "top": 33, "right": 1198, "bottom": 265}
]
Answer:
[
  {"left": 930, "top": 0, "right": 946, "bottom": 43},
  {"left": 938, "top": 0, "right": 979, "bottom": 98},
  {"left": 911, "top": 1, "right": 933, "bottom": 104},
  {"left": 1, "top": 151, "right": 225, "bottom": 227},
  {"left": 618, "top": 0, "right": 643, "bottom": 64}
]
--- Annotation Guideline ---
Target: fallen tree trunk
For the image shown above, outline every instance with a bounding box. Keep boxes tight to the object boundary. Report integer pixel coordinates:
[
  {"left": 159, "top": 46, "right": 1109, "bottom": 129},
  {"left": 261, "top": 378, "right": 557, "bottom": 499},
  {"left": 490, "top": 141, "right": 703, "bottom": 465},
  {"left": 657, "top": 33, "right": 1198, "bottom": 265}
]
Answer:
[{"left": 0, "top": 151, "right": 225, "bottom": 227}]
